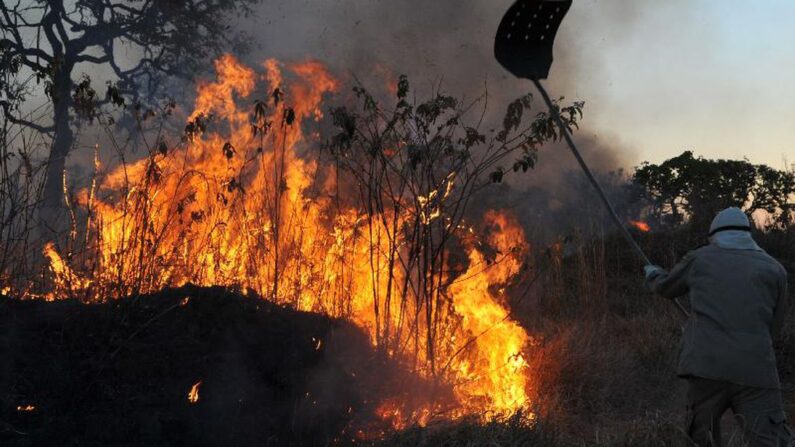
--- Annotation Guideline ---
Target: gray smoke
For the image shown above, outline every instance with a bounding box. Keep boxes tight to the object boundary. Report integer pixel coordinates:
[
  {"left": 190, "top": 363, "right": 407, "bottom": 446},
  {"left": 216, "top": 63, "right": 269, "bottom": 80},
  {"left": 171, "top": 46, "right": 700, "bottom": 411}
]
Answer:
[
  {"left": 233, "top": 0, "right": 681, "bottom": 240},
  {"left": 57, "top": 1, "right": 670, "bottom": 237},
  {"left": 240, "top": 0, "right": 649, "bottom": 187}
]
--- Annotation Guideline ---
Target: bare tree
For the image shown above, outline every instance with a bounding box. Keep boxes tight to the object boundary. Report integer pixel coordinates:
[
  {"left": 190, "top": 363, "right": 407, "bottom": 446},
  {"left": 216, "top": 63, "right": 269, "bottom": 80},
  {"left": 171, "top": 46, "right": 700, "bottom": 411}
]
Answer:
[{"left": 0, "top": 0, "right": 260, "bottom": 214}]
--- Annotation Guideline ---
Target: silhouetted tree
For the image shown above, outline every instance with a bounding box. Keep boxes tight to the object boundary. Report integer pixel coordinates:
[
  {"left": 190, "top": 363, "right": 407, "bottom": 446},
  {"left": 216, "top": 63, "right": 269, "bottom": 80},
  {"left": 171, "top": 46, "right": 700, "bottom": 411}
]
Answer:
[
  {"left": 0, "top": 0, "right": 260, "bottom": 213},
  {"left": 633, "top": 151, "right": 794, "bottom": 231}
]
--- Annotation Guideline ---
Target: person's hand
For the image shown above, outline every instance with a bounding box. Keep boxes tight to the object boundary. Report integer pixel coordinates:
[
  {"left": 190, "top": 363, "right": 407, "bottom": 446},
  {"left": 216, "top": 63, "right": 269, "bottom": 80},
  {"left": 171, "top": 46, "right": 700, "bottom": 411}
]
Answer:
[{"left": 644, "top": 265, "right": 665, "bottom": 280}]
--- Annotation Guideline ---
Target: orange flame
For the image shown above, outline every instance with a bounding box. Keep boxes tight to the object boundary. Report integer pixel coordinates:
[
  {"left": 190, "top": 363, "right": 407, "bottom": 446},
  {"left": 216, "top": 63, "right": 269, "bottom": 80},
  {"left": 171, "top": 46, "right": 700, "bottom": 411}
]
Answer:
[
  {"left": 188, "top": 381, "right": 202, "bottom": 404},
  {"left": 448, "top": 211, "right": 532, "bottom": 415},
  {"left": 43, "top": 242, "right": 89, "bottom": 300},
  {"left": 629, "top": 220, "right": 651, "bottom": 232},
  {"left": 40, "top": 55, "right": 537, "bottom": 426},
  {"left": 17, "top": 405, "right": 35, "bottom": 412}
]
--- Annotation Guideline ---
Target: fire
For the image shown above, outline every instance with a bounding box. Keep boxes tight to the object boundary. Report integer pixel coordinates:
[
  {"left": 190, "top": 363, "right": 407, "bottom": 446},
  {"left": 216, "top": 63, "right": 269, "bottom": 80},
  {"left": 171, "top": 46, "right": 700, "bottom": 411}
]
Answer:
[
  {"left": 17, "top": 405, "right": 35, "bottom": 412},
  {"left": 376, "top": 399, "right": 432, "bottom": 431},
  {"left": 629, "top": 220, "right": 651, "bottom": 232},
  {"left": 448, "top": 211, "right": 531, "bottom": 415},
  {"left": 188, "top": 381, "right": 202, "bottom": 404},
  {"left": 39, "top": 55, "right": 537, "bottom": 426},
  {"left": 43, "top": 242, "right": 90, "bottom": 300}
]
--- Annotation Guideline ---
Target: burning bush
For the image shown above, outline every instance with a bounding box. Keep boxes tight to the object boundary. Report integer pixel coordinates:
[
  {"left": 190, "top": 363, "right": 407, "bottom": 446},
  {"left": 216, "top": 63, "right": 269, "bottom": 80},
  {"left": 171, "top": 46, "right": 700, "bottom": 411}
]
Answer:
[{"left": 5, "top": 55, "right": 584, "bottom": 428}]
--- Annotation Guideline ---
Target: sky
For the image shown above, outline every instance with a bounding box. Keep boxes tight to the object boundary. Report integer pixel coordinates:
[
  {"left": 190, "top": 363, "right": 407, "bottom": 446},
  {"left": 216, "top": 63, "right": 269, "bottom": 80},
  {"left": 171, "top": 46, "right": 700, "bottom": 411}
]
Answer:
[
  {"left": 242, "top": 0, "right": 795, "bottom": 171},
  {"left": 563, "top": 0, "right": 795, "bottom": 169},
  {"left": 11, "top": 0, "right": 794, "bottom": 174}
]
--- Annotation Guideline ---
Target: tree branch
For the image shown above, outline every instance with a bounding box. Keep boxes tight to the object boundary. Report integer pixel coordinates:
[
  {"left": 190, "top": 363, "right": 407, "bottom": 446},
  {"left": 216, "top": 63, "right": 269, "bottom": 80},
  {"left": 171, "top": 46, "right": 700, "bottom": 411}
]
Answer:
[
  {"left": 0, "top": 101, "right": 56, "bottom": 133},
  {"left": 41, "top": 7, "right": 64, "bottom": 57},
  {"left": 0, "top": 38, "right": 52, "bottom": 66},
  {"left": 48, "top": 1, "right": 73, "bottom": 54},
  {"left": 74, "top": 53, "right": 110, "bottom": 64},
  {"left": 0, "top": 3, "right": 30, "bottom": 53}
]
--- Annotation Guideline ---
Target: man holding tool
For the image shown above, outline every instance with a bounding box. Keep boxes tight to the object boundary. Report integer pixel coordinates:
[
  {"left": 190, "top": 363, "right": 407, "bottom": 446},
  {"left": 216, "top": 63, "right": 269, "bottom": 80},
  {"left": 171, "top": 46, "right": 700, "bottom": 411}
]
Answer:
[
  {"left": 645, "top": 207, "right": 791, "bottom": 446},
  {"left": 494, "top": 1, "right": 791, "bottom": 445}
]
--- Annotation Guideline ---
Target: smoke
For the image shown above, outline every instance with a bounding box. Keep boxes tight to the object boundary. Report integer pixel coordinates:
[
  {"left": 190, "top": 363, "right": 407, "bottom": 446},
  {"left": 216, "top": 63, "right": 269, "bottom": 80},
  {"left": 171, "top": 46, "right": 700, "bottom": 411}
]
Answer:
[
  {"left": 242, "top": 0, "right": 661, "bottom": 126},
  {"left": 56, "top": 1, "right": 665, "bottom": 237},
  {"left": 244, "top": 0, "right": 655, "bottom": 90},
  {"left": 240, "top": 1, "right": 674, "bottom": 245},
  {"left": 240, "top": 0, "right": 654, "bottom": 230},
  {"left": 245, "top": 0, "right": 500, "bottom": 89}
]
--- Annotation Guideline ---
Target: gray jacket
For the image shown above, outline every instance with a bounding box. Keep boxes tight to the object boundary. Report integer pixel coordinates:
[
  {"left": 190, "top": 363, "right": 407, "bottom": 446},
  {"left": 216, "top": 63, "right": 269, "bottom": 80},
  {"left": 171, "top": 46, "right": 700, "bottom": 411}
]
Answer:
[{"left": 647, "top": 244, "right": 789, "bottom": 389}]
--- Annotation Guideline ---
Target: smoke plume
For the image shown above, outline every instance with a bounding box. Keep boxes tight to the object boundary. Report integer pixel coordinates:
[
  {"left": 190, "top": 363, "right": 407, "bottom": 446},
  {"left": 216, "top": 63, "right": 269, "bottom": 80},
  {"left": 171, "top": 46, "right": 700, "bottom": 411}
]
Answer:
[{"left": 240, "top": 0, "right": 653, "bottom": 230}]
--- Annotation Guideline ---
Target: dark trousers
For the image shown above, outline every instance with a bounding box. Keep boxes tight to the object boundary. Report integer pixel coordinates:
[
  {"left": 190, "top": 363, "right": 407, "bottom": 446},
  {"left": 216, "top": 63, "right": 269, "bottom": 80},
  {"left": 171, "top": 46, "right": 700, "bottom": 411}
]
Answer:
[{"left": 686, "top": 377, "right": 792, "bottom": 447}]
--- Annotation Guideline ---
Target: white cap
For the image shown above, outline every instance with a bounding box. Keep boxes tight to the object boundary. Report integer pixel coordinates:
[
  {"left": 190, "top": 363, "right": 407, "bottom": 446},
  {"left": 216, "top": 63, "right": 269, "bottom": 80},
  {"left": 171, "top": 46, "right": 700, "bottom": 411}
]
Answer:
[{"left": 709, "top": 207, "right": 751, "bottom": 236}]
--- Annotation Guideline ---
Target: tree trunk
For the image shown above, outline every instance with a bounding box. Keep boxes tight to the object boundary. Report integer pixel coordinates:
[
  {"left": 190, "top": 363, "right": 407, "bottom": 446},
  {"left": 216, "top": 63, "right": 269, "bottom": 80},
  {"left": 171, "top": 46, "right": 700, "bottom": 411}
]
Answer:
[{"left": 40, "top": 63, "right": 74, "bottom": 233}]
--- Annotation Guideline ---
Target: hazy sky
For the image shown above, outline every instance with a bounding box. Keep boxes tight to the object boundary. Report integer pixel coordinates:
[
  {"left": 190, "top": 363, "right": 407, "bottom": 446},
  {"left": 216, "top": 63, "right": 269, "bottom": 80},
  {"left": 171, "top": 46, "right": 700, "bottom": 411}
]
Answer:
[
  {"left": 245, "top": 0, "right": 795, "bottom": 170},
  {"left": 564, "top": 0, "right": 795, "bottom": 169},
  {"left": 17, "top": 0, "right": 791, "bottom": 173}
]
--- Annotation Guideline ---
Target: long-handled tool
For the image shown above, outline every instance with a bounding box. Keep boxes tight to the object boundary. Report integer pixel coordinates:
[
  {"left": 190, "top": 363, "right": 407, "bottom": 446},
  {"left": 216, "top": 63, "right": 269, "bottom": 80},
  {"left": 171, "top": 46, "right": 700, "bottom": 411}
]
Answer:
[{"left": 494, "top": 0, "right": 689, "bottom": 317}]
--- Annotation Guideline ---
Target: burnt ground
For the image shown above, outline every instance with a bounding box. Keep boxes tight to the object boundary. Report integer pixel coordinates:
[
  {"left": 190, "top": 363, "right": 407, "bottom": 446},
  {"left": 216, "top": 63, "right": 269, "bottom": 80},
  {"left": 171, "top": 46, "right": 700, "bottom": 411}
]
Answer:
[{"left": 0, "top": 285, "right": 421, "bottom": 446}]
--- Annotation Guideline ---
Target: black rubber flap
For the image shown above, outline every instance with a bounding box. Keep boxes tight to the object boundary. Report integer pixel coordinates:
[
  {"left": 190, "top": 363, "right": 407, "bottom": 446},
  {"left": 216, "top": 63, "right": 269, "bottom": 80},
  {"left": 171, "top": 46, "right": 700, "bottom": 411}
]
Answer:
[{"left": 494, "top": 0, "right": 572, "bottom": 80}]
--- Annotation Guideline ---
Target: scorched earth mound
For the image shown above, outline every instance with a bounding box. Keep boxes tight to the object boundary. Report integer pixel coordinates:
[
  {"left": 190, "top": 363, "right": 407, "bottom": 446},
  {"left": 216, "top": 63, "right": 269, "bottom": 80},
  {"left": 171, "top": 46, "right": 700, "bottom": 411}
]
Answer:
[{"left": 0, "top": 285, "right": 418, "bottom": 446}]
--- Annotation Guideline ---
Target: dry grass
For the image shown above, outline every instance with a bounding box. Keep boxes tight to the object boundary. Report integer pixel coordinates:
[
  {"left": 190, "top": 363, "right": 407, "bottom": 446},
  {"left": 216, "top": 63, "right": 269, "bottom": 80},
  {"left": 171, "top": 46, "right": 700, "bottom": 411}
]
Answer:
[
  {"left": 2, "top": 115, "right": 793, "bottom": 445},
  {"left": 378, "top": 226, "right": 792, "bottom": 447},
  {"left": 371, "top": 411, "right": 556, "bottom": 447}
]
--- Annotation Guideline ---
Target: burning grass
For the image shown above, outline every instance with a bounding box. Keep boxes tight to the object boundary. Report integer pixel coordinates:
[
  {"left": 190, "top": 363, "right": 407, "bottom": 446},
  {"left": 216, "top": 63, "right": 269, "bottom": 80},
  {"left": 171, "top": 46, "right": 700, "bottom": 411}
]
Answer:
[
  {"left": 12, "top": 51, "right": 787, "bottom": 445},
  {"left": 3, "top": 54, "right": 588, "bottom": 429}
]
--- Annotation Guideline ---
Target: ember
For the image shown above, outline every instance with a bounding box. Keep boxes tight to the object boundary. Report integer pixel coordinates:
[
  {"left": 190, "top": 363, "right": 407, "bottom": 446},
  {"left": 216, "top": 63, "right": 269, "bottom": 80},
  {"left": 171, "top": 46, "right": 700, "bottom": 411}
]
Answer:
[
  {"left": 629, "top": 220, "right": 651, "bottom": 232},
  {"left": 188, "top": 381, "right": 202, "bottom": 404}
]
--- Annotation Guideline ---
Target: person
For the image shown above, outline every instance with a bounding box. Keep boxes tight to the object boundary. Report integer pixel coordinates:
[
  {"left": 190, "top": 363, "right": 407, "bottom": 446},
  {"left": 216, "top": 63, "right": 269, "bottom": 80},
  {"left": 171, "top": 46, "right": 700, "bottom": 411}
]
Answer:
[{"left": 645, "top": 207, "right": 792, "bottom": 447}]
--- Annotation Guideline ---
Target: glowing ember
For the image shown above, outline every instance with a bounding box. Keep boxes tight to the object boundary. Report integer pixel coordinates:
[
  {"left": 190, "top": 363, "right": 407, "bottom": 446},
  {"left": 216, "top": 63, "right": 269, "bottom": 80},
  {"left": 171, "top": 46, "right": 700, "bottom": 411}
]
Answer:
[
  {"left": 188, "top": 381, "right": 202, "bottom": 404},
  {"left": 629, "top": 220, "right": 651, "bottom": 232},
  {"left": 376, "top": 399, "right": 432, "bottom": 431},
  {"left": 39, "top": 55, "right": 537, "bottom": 426},
  {"left": 17, "top": 405, "right": 35, "bottom": 412}
]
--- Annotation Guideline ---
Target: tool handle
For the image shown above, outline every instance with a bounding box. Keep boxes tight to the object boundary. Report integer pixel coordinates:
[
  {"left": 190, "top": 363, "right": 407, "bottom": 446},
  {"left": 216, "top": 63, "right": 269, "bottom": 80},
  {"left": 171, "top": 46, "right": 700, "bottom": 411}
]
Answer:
[
  {"left": 531, "top": 79, "right": 690, "bottom": 318},
  {"left": 532, "top": 79, "right": 650, "bottom": 264}
]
